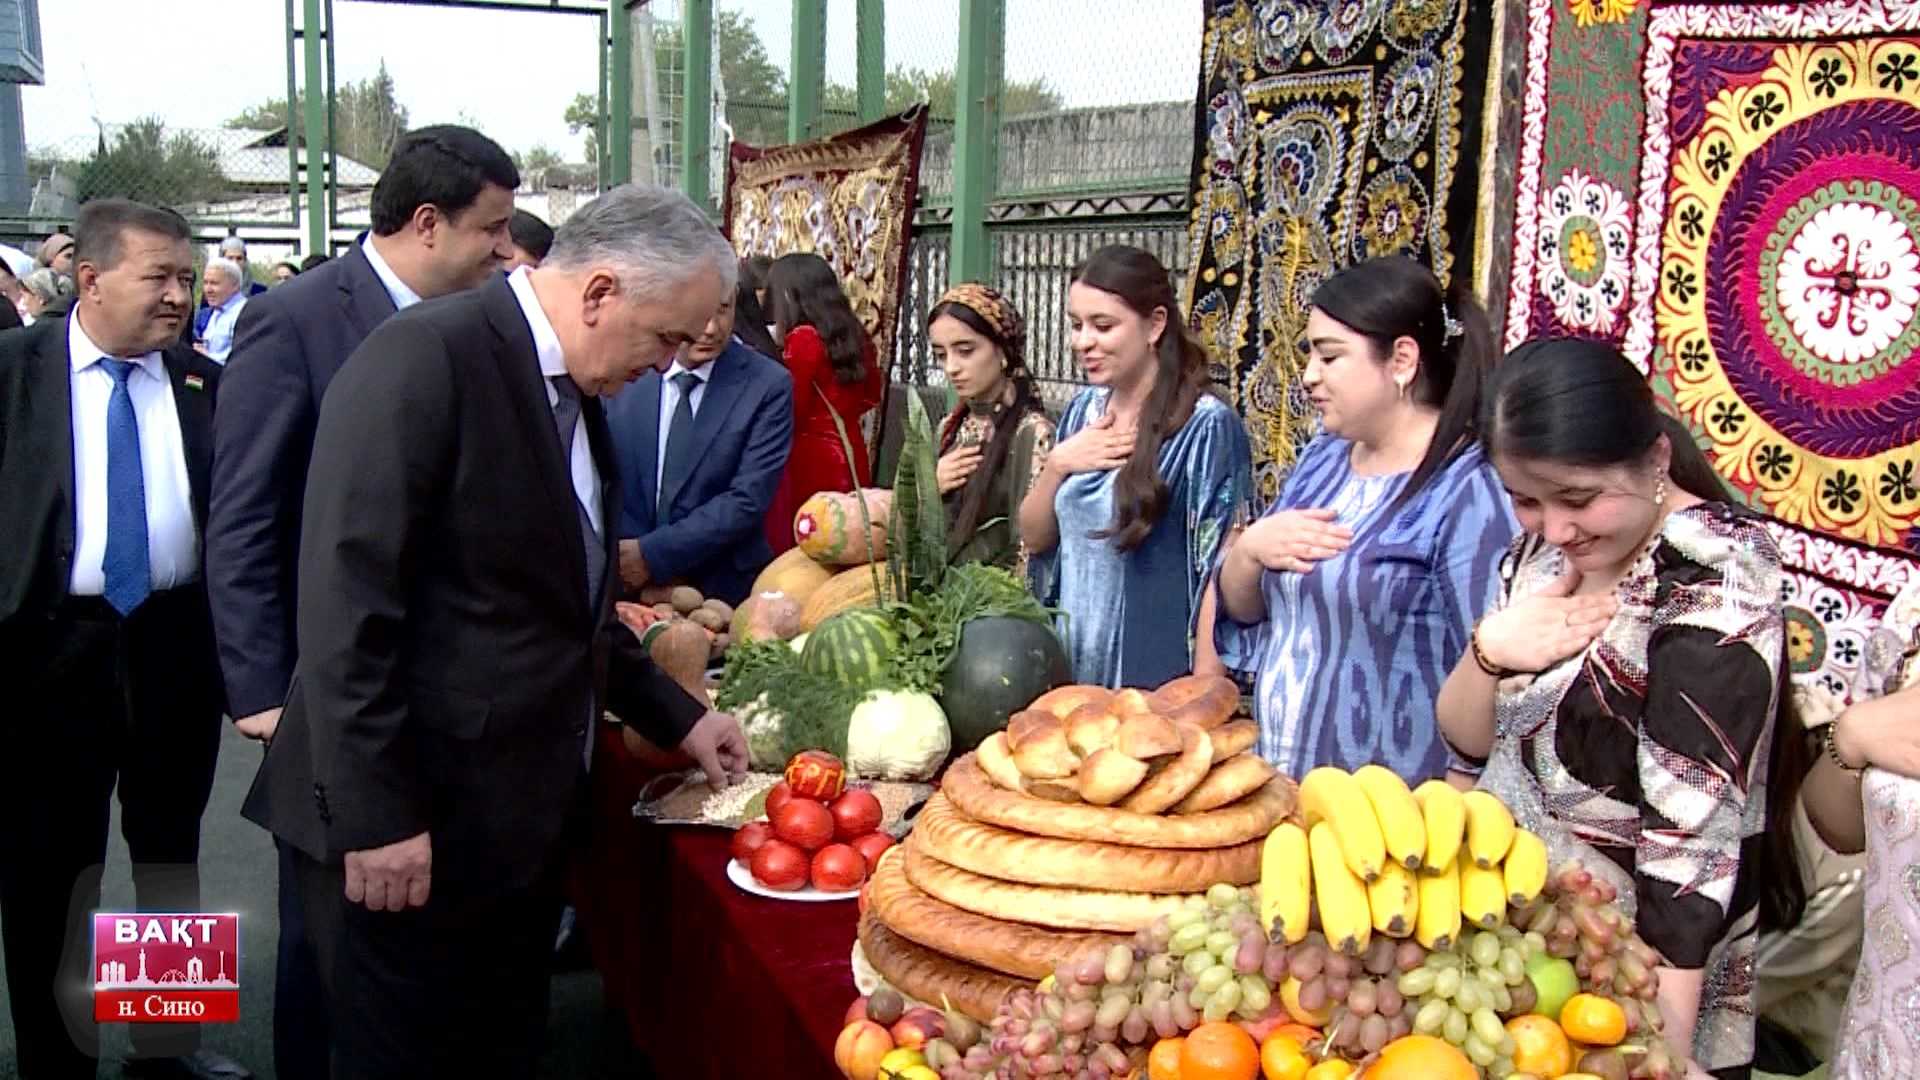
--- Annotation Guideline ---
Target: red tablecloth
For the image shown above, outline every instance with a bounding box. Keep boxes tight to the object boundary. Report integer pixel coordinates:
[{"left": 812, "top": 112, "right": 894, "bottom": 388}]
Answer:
[{"left": 574, "top": 729, "right": 858, "bottom": 1078}]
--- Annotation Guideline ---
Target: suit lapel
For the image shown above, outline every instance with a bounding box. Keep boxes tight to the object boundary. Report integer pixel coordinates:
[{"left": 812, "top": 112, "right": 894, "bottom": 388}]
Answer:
[
  {"left": 480, "top": 278, "right": 590, "bottom": 616},
  {"left": 659, "top": 351, "right": 740, "bottom": 512},
  {"left": 44, "top": 317, "right": 76, "bottom": 554},
  {"left": 584, "top": 396, "right": 620, "bottom": 618},
  {"left": 338, "top": 246, "right": 398, "bottom": 344},
  {"left": 161, "top": 346, "right": 214, "bottom": 527}
]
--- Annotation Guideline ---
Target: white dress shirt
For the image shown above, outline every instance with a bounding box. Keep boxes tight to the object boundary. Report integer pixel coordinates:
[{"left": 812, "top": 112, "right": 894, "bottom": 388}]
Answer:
[
  {"left": 200, "top": 293, "right": 247, "bottom": 363},
  {"left": 67, "top": 312, "right": 199, "bottom": 596},
  {"left": 361, "top": 236, "right": 422, "bottom": 311},
  {"left": 654, "top": 358, "right": 714, "bottom": 505},
  {"left": 506, "top": 267, "right": 601, "bottom": 535}
]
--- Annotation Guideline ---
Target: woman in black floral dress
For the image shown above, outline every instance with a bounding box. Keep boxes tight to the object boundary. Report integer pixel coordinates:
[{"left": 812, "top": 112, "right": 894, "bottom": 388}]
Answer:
[{"left": 1437, "top": 339, "right": 1800, "bottom": 1079}]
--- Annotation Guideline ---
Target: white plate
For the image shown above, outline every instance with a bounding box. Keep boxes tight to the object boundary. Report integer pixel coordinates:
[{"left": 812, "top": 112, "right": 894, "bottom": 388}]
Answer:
[{"left": 725, "top": 857, "right": 860, "bottom": 902}]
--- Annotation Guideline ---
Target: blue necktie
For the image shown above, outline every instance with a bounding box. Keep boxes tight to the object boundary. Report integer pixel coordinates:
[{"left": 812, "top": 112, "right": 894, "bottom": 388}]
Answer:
[
  {"left": 100, "top": 358, "right": 151, "bottom": 615},
  {"left": 658, "top": 371, "right": 700, "bottom": 523}
]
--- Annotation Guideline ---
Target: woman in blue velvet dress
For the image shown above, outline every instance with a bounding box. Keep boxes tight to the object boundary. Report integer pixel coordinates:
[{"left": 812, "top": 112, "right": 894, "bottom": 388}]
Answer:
[
  {"left": 1212, "top": 257, "right": 1517, "bottom": 782},
  {"left": 1021, "top": 245, "right": 1251, "bottom": 688}
]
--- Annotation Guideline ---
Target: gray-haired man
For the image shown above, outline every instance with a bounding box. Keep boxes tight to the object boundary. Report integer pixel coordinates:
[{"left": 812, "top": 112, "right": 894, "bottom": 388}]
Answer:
[
  {"left": 243, "top": 183, "right": 748, "bottom": 1078},
  {"left": 215, "top": 237, "right": 267, "bottom": 297}
]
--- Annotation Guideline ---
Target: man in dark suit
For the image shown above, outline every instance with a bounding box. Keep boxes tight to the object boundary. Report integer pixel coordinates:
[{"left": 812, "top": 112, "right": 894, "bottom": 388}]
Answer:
[
  {"left": 608, "top": 286, "right": 794, "bottom": 605},
  {"left": 244, "top": 183, "right": 749, "bottom": 1078},
  {"left": 205, "top": 125, "right": 518, "bottom": 1080},
  {"left": 0, "top": 200, "right": 235, "bottom": 1079}
]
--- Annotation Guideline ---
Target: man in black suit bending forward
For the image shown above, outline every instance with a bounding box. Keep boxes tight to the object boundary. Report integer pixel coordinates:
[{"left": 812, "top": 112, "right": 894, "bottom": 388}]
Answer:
[{"left": 243, "top": 183, "right": 749, "bottom": 1079}]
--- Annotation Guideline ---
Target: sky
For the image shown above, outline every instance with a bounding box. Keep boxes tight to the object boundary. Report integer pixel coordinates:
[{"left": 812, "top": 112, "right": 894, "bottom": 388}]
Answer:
[{"left": 26, "top": 1, "right": 1198, "bottom": 160}]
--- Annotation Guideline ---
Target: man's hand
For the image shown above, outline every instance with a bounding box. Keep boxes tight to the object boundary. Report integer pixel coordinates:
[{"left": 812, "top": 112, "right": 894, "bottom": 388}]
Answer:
[
  {"left": 619, "top": 538, "right": 651, "bottom": 591},
  {"left": 234, "top": 707, "right": 281, "bottom": 743},
  {"left": 343, "top": 831, "right": 432, "bottom": 912},
  {"left": 678, "top": 709, "right": 749, "bottom": 790}
]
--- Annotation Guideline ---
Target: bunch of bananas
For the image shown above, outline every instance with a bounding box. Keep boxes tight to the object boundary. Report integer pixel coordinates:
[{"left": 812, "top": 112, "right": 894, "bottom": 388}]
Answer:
[{"left": 1258, "top": 766, "right": 1549, "bottom": 956}]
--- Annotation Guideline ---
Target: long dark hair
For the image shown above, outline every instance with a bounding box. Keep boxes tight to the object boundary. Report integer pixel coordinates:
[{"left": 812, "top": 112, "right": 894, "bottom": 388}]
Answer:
[
  {"left": 1310, "top": 257, "right": 1494, "bottom": 515},
  {"left": 930, "top": 300, "right": 1046, "bottom": 551},
  {"left": 1480, "top": 338, "right": 1728, "bottom": 501},
  {"left": 1482, "top": 337, "right": 1807, "bottom": 930},
  {"left": 1071, "top": 246, "right": 1210, "bottom": 552},
  {"left": 731, "top": 281, "right": 780, "bottom": 360},
  {"left": 766, "top": 252, "right": 869, "bottom": 385}
]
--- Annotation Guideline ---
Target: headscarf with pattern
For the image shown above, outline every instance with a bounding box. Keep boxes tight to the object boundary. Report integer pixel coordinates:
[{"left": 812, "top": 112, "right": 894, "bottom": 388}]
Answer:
[{"left": 933, "top": 282, "right": 1029, "bottom": 377}]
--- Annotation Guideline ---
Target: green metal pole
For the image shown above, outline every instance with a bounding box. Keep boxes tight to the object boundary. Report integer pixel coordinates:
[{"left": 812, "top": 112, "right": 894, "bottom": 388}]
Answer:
[
  {"left": 789, "top": 0, "right": 825, "bottom": 143},
  {"left": 949, "top": 0, "right": 1001, "bottom": 284},
  {"left": 681, "top": 0, "right": 713, "bottom": 207},
  {"left": 855, "top": 0, "right": 885, "bottom": 123},
  {"left": 609, "top": 0, "right": 633, "bottom": 185},
  {"left": 301, "top": 0, "right": 326, "bottom": 255}
]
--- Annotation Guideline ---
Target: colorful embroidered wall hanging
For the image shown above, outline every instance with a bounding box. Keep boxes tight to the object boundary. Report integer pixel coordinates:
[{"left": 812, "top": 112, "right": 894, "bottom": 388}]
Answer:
[
  {"left": 724, "top": 109, "right": 929, "bottom": 377},
  {"left": 1183, "top": 0, "right": 1502, "bottom": 503},
  {"left": 1767, "top": 516, "right": 1920, "bottom": 704},
  {"left": 1506, "top": 0, "right": 1920, "bottom": 553}
]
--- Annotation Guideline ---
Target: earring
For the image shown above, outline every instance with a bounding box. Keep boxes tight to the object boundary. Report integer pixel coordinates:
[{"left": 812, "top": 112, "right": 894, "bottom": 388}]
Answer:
[
  {"left": 1396, "top": 378, "right": 1409, "bottom": 402},
  {"left": 1653, "top": 474, "right": 1668, "bottom": 506}
]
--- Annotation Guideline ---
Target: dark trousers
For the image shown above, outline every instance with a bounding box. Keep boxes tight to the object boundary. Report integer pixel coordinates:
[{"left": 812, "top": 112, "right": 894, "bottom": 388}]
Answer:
[
  {"left": 292, "top": 849, "right": 561, "bottom": 1080},
  {"left": 0, "top": 589, "right": 223, "bottom": 1080},
  {"left": 274, "top": 838, "right": 331, "bottom": 1080}
]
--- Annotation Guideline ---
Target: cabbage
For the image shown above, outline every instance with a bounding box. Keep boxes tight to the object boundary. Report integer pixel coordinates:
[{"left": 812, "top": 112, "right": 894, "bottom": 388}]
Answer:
[
  {"left": 739, "top": 694, "right": 788, "bottom": 771},
  {"left": 845, "top": 689, "right": 949, "bottom": 781}
]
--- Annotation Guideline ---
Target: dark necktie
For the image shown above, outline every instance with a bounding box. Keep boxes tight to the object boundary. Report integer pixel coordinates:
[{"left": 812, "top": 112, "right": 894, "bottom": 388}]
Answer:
[
  {"left": 658, "top": 371, "right": 701, "bottom": 523},
  {"left": 100, "top": 359, "right": 151, "bottom": 615},
  {"left": 549, "top": 376, "right": 605, "bottom": 608}
]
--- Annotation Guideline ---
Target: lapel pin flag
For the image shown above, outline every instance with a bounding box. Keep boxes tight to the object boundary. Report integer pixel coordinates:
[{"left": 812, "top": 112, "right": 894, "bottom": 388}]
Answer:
[{"left": 184, "top": 374, "right": 205, "bottom": 391}]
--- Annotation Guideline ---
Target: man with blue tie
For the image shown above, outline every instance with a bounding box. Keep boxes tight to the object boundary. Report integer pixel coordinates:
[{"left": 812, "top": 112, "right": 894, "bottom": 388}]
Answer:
[
  {"left": 608, "top": 285, "right": 794, "bottom": 605},
  {"left": 0, "top": 200, "right": 239, "bottom": 1079}
]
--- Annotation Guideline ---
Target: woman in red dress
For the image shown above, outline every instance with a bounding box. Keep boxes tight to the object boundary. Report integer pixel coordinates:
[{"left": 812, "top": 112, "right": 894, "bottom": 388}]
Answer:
[{"left": 762, "top": 253, "right": 886, "bottom": 553}]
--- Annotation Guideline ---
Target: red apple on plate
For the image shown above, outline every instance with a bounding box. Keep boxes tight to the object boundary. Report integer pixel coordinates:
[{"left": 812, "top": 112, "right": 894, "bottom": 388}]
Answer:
[
  {"left": 765, "top": 780, "right": 797, "bottom": 820},
  {"left": 784, "top": 749, "right": 846, "bottom": 800},
  {"left": 730, "top": 820, "right": 774, "bottom": 864},
  {"left": 811, "top": 843, "right": 867, "bottom": 892},
  {"left": 851, "top": 831, "right": 896, "bottom": 873},
  {"left": 772, "top": 799, "right": 835, "bottom": 852},
  {"left": 830, "top": 789, "right": 883, "bottom": 841},
  {"left": 749, "top": 838, "right": 808, "bottom": 891}
]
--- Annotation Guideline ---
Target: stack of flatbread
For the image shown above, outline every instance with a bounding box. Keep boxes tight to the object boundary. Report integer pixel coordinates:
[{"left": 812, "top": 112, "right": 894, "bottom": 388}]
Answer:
[{"left": 855, "top": 675, "right": 1297, "bottom": 1022}]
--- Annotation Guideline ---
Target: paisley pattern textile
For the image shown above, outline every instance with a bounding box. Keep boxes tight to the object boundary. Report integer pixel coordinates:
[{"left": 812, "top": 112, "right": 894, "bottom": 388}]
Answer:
[
  {"left": 724, "top": 110, "right": 929, "bottom": 376},
  {"left": 1182, "top": 0, "right": 1500, "bottom": 505},
  {"left": 1503, "top": 0, "right": 1920, "bottom": 552}
]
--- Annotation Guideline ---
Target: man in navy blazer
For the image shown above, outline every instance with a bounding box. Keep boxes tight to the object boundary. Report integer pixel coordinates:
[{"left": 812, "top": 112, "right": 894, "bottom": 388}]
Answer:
[
  {"left": 609, "top": 286, "right": 793, "bottom": 606},
  {"left": 204, "top": 124, "right": 518, "bottom": 1080}
]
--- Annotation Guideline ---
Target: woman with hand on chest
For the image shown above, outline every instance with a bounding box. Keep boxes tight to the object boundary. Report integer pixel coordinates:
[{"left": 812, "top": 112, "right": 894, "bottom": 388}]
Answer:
[
  {"left": 1021, "top": 245, "right": 1252, "bottom": 688},
  {"left": 1213, "top": 256, "right": 1517, "bottom": 782},
  {"left": 928, "top": 283, "right": 1055, "bottom": 574}
]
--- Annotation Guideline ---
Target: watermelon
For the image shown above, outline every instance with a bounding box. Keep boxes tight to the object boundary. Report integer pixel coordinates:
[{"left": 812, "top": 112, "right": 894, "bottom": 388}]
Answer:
[
  {"left": 800, "top": 609, "right": 898, "bottom": 688},
  {"left": 938, "top": 616, "right": 1070, "bottom": 753}
]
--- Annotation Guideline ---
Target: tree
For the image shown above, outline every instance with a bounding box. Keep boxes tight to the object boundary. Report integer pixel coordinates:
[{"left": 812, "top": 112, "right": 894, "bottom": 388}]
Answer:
[
  {"left": 227, "top": 61, "right": 411, "bottom": 169},
  {"left": 515, "top": 145, "right": 564, "bottom": 174},
  {"left": 821, "top": 67, "right": 1064, "bottom": 122},
  {"left": 565, "top": 92, "right": 600, "bottom": 168},
  {"left": 77, "top": 118, "right": 228, "bottom": 207}
]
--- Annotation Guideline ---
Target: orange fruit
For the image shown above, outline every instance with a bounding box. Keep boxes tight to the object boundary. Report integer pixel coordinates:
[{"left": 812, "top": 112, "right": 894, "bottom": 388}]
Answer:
[
  {"left": 1180, "top": 1021, "right": 1261, "bottom": 1080},
  {"left": 1362, "top": 1034, "right": 1477, "bottom": 1080},
  {"left": 1260, "top": 1035, "right": 1310, "bottom": 1080},
  {"left": 1301, "top": 1061, "right": 1354, "bottom": 1080},
  {"left": 1559, "top": 993, "right": 1628, "bottom": 1046},
  {"left": 1149, "top": 1036, "right": 1186, "bottom": 1080},
  {"left": 1506, "top": 1014, "right": 1574, "bottom": 1076},
  {"left": 1271, "top": 1023, "right": 1321, "bottom": 1047}
]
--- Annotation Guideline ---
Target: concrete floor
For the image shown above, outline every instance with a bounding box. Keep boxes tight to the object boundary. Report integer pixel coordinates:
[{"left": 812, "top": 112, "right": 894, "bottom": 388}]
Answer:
[{"left": 0, "top": 723, "right": 636, "bottom": 1079}]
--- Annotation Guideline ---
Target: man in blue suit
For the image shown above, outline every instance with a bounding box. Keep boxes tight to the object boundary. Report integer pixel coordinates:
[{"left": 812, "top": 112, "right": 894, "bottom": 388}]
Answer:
[
  {"left": 609, "top": 286, "right": 793, "bottom": 606},
  {"left": 204, "top": 124, "right": 518, "bottom": 1080}
]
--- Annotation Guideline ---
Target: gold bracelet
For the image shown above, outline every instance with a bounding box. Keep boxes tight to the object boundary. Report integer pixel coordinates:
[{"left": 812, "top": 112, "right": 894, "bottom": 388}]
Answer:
[
  {"left": 1824, "top": 722, "right": 1864, "bottom": 778},
  {"left": 1470, "top": 625, "right": 1517, "bottom": 679}
]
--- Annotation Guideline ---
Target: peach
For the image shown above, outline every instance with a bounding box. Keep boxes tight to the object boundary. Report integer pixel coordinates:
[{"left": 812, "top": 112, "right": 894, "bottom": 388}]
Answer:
[{"left": 834, "top": 1019, "right": 893, "bottom": 1080}]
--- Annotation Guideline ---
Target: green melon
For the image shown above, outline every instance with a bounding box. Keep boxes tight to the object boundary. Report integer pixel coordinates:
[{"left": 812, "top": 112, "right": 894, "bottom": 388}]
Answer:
[
  {"left": 800, "top": 609, "right": 898, "bottom": 687},
  {"left": 938, "top": 616, "right": 1070, "bottom": 753}
]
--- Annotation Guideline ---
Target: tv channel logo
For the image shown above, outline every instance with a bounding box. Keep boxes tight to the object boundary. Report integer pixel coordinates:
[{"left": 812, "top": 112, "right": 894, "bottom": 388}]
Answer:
[{"left": 92, "top": 913, "right": 239, "bottom": 1023}]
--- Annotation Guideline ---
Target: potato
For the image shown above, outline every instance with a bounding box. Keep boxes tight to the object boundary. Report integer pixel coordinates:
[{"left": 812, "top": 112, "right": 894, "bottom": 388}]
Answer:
[
  {"left": 701, "top": 598, "right": 735, "bottom": 624},
  {"left": 708, "top": 632, "right": 731, "bottom": 660},
  {"left": 686, "top": 607, "right": 727, "bottom": 632},
  {"left": 652, "top": 602, "right": 675, "bottom": 617},
  {"left": 669, "top": 586, "right": 704, "bottom": 614}
]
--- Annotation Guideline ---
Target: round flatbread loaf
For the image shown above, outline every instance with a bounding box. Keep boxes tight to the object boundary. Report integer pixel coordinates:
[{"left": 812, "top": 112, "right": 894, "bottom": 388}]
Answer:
[
  {"left": 867, "top": 846, "right": 1125, "bottom": 979},
  {"left": 1119, "top": 721, "right": 1214, "bottom": 814},
  {"left": 1172, "top": 752, "right": 1278, "bottom": 814},
  {"left": 1149, "top": 674, "right": 1240, "bottom": 730},
  {"left": 901, "top": 845, "right": 1192, "bottom": 932},
  {"left": 857, "top": 911, "right": 1019, "bottom": 1023},
  {"left": 911, "top": 792, "right": 1261, "bottom": 892},
  {"left": 942, "top": 754, "right": 1294, "bottom": 848}
]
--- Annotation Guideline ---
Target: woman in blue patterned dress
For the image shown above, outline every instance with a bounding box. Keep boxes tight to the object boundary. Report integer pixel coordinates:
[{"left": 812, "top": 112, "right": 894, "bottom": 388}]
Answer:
[
  {"left": 1438, "top": 339, "right": 1800, "bottom": 1078},
  {"left": 1212, "top": 257, "right": 1517, "bottom": 782},
  {"left": 1022, "top": 245, "right": 1251, "bottom": 688}
]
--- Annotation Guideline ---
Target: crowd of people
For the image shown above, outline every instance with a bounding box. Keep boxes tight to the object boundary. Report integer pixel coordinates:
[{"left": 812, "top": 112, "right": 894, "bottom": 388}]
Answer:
[{"left": 0, "top": 116, "right": 1911, "bottom": 1080}]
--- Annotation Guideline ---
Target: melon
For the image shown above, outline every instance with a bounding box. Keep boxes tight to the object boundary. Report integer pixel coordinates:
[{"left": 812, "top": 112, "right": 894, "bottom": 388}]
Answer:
[
  {"left": 801, "top": 609, "right": 898, "bottom": 688},
  {"left": 800, "top": 563, "right": 891, "bottom": 630},
  {"left": 937, "top": 616, "right": 1071, "bottom": 754},
  {"left": 750, "top": 547, "right": 835, "bottom": 607},
  {"left": 794, "top": 488, "right": 892, "bottom": 565},
  {"left": 731, "top": 591, "right": 802, "bottom": 643}
]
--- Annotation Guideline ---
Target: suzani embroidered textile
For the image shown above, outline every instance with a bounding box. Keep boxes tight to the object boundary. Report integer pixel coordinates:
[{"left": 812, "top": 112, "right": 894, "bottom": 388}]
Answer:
[
  {"left": 724, "top": 109, "right": 929, "bottom": 375},
  {"left": 1767, "top": 516, "right": 1920, "bottom": 704},
  {"left": 1183, "top": 0, "right": 1500, "bottom": 503},
  {"left": 1504, "top": 0, "right": 1920, "bottom": 553}
]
